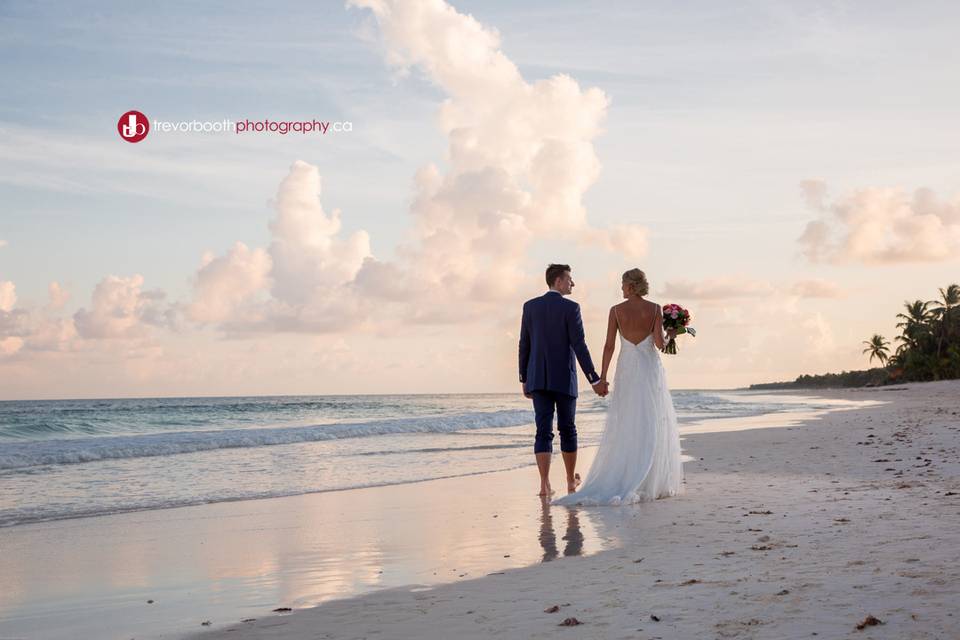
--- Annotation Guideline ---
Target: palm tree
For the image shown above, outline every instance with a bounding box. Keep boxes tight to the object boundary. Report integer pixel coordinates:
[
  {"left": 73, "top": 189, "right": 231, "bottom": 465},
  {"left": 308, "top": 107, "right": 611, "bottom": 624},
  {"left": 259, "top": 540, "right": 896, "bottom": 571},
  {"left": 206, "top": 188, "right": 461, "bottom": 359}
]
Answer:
[
  {"left": 895, "top": 299, "right": 934, "bottom": 351},
  {"left": 862, "top": 334, "right": 890, "bottom": 366},
  {"left": 932, "top": 284, "right": 960, "bottom": 359},
  {"left": 934, "top": 284, "right": 960, "bottom": 309}
]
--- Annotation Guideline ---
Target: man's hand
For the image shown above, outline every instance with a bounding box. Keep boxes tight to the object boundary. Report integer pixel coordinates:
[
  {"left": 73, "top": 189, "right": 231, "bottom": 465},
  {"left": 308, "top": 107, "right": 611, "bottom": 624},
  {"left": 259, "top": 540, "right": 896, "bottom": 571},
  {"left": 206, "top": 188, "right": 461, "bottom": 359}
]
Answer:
[
  {"left": 592, "top": 380, "right": 609, "bottom": 397},
  {"left": 521, "top": 382, "right": 532, "bottom": 399}
]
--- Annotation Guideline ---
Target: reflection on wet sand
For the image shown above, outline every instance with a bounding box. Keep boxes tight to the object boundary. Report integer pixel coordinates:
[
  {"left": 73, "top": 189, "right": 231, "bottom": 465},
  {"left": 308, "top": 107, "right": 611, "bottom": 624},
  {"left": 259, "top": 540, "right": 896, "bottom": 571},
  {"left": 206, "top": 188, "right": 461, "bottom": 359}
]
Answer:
[
  {"left": 538, "top": 497, "right": 584, "bottom": 561},
  {"left": 0, "top": 452, "right": 610, "bottom": 640}
]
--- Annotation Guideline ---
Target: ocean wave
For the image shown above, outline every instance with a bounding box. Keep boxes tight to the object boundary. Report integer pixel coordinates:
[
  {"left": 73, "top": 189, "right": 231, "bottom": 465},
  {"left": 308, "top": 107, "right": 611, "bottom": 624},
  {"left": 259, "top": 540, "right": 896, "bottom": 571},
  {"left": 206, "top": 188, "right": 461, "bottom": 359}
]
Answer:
[{"left": 0, "top": 409, "right": 535, "bottom": 471}]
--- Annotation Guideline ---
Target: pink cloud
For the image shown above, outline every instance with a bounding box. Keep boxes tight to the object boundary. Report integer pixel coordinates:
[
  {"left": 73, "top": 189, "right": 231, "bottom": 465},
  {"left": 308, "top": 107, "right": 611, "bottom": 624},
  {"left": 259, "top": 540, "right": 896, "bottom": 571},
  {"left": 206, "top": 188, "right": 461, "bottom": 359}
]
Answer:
[{"left": 799, "top": 183, "right": 960, "bottom": 264}]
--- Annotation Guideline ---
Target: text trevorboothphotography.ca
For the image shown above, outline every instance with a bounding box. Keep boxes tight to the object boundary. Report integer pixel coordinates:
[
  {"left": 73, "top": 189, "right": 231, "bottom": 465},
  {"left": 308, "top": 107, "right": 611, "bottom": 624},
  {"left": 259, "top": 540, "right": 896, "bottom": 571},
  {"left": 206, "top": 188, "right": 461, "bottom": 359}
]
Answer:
[{"left": 150, "top": 118, "right": 353, "bottom": 135}]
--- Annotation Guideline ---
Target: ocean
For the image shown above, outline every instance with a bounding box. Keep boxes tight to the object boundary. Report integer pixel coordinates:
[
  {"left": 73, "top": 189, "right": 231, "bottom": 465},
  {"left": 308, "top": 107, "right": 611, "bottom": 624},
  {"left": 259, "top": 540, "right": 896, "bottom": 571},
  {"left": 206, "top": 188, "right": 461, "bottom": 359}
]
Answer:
[{"left": 0, "top": 391, "right": 823, "bottom": 528}]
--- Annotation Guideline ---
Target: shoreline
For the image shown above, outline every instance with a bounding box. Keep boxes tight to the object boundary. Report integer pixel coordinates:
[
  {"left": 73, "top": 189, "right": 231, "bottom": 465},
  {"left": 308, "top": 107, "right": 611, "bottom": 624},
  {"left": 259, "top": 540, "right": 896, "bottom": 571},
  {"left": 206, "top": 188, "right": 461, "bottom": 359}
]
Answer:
[
  {"left": 0, "top": 391, "right": 824, "bottom": 531},
  {"left": 182, "top": 380, "right": 960, "bottom": 639}
]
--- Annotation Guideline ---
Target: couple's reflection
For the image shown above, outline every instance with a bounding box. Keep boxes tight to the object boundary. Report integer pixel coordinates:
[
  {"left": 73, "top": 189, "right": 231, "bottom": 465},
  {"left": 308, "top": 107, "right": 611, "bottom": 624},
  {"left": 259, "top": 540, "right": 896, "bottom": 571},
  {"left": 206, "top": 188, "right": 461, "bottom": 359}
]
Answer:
[{"left": 538, "top": 497, "right": 583, "bottom": 561}]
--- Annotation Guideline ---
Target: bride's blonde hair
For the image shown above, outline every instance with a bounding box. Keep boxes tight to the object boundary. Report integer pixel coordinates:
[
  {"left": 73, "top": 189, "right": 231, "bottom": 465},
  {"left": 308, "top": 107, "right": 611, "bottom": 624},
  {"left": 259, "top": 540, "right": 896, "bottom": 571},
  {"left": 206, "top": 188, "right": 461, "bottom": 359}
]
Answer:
[{"left": 622, "top": 268, "right": 649, "bottom": 297}]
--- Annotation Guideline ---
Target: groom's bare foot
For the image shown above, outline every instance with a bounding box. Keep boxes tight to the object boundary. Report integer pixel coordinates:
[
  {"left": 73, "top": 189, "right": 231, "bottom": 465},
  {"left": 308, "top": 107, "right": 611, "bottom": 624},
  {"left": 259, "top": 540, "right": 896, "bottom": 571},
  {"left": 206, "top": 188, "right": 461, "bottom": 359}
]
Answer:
[
  {"left": 538, "top": 483, "right": 554, "bottom": 496},
  {"left": 567, "top": 473, "right": 581, "bottom": 494}
]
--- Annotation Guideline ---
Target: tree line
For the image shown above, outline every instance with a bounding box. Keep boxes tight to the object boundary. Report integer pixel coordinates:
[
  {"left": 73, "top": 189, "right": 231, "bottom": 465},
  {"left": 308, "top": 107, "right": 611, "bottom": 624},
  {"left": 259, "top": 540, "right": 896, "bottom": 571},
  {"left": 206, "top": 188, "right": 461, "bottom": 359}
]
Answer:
[{"left": 751, "top": 283, "right": 959, "bottom": 389}]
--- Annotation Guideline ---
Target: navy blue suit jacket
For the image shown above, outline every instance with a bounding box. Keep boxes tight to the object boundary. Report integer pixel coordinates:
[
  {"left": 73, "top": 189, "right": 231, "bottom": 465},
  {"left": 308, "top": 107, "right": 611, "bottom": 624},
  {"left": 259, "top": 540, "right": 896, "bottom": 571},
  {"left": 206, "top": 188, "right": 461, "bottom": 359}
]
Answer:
[{"left": 518, "top": 291, "right": 600, "bottom": 397}]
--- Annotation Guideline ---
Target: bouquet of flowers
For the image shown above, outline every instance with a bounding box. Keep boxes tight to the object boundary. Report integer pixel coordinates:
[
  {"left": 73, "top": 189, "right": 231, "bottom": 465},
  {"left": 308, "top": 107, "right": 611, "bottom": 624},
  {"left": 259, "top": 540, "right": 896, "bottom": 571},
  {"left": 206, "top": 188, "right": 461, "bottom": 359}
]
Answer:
[{"left": 661, "top": 303, "right": 695, "bottom": 355}]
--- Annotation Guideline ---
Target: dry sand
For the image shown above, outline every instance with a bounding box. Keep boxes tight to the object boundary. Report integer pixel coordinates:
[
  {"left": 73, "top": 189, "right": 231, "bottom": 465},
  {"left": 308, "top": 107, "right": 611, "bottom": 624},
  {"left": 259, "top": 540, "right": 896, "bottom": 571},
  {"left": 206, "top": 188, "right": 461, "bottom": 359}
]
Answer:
[{"left": 187, "top": 380, "right": 960, "bottom": 639}]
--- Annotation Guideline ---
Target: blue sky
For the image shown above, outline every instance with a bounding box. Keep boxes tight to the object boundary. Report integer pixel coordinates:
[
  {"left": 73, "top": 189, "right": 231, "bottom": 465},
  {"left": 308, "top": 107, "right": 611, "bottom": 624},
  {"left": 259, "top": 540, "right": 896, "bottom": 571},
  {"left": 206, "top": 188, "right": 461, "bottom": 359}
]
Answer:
[{"left": 1, "top": 1, "right": 958, "bottom": 397}]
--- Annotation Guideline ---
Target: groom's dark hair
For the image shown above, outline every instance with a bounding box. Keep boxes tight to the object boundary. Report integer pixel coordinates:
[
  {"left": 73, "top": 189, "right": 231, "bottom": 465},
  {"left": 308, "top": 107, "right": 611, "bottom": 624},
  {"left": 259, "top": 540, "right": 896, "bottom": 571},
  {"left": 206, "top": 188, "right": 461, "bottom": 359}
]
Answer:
[{"left": 545, "top": 263, "right": 571, "bottom": 287}]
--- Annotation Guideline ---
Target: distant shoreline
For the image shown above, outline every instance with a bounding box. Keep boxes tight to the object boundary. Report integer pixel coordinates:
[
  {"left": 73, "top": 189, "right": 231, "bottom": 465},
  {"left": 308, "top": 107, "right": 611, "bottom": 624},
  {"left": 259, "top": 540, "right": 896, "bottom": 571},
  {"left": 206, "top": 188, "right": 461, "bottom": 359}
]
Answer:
[{"left": 748, "top": 367, "right": 955, "bottom": 390}]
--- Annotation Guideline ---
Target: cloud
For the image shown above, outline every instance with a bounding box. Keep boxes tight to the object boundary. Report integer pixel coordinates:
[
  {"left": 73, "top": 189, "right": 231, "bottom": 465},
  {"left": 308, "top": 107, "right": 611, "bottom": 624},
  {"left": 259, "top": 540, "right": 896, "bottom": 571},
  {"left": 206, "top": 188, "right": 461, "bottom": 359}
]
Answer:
[
  {"left": 26, "top": 319, "right": 77, "bottom": 352},
  {"left": 188, "top": 161, "right": 373, "bottom": 334},
  {"left": 0, "top": 336, "right": 23, "bottom": 356},
  {"left": 46, "top": 281, "right": 70, "bottom": 311},
  {"left": 0, "top": 239, "right": 8, "bottom": 248},
  {"left": 191, "top": 0, "right": 650, "bottom": 333},
  {"left": 189, "top": 242, "right": 272, "bottom": 324},
  {"left": 267, "top": 161, "right": 372, "bottom": 306},
  {"left": 582, "top": 224, "right": 650, "bottom": 260},
  {"left": 639, "top": 271, "right": 856, "bottom": 387},
  {"left": 73, "top": 275, "right": 171, "bottom": 339},
  {"left": 0, "top": 280, "right": 78, "bottom": 355},
  {"left": 798, "top": 312, "right": 836, "bottom": 358},
  {"left": 798, "top": 183, "right": 960, "bottom": 264},
  {"left": 663, "top": 295, "right": 843, "bottom": 386},
  {"left": 347, "top": 0, "right": 649, "bottom": 310},
  {"left": 2, "top": 0, "right": 679, "bottom": 395},
  {"left": 660, "top": 276, "right": 777, "bottom": 301},
  {"left": 0, "top": 281, "right": 15, "bottom": 312},
  {"left": 659, "top": 275, "right": 846, "bottom": 304},
  {"left": 789, "top": 278, "right": 844, "bottom": 299},
  {"left": 0, "top": 282, "right": 25, "bottom": 356},
  {"left": 799, "top": 179, "right": 828, "bottom": 210}
]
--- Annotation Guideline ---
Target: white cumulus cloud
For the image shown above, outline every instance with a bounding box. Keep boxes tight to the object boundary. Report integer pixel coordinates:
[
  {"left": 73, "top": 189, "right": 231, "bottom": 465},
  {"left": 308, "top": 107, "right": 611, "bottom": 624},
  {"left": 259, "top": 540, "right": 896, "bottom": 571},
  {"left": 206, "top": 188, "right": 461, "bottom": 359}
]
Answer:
[
  {"left": 267, "top": 161, "right": 372, "bottom": 306},
  {"left": 0, "top": 281, "right": 15, "bottom": 312},
  {"left": 798, "top": 182, "right": 960, "bottom": 264},
  {"left": 0, "top": 280, "right": 78, "bottom": 355},
  {"left": 73, "top": 275, "right": 170, "bottom": 339},
  {"left": 47, "top": 281, "right": 70, "bottom": 310},
  {"left": 348, "top": 0, "right": 649, "bottom": 312},
  {"left": 189, "top": 161, "right": 373, "bottom": 334},
  {"left": 189, "top": 242, "right": 272, "bottom": 324}
]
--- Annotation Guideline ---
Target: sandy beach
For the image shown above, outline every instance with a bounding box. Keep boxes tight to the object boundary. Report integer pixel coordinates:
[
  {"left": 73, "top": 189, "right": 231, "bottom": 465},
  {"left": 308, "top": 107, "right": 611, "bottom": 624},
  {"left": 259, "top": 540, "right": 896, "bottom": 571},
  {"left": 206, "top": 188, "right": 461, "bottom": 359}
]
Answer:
[
  {"left": 175, "top": 380, "right": 960, "bottom": 639},
  {"left": 2, "top": 383, "right": 957, "bottom": 640}
]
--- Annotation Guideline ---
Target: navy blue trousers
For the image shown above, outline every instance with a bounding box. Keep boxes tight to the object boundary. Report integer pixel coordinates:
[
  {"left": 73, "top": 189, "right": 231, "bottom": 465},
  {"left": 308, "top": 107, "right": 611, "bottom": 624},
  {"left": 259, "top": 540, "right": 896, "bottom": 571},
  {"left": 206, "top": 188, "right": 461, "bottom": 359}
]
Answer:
[{"left": 531, "top": 390, "right": 577, "bottom": 454}]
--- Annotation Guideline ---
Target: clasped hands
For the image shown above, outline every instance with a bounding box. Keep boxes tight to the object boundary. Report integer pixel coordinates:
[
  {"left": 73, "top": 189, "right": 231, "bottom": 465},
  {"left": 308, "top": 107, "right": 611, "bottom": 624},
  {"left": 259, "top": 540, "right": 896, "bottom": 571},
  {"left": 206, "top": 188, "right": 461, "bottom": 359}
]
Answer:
[
  {"left": 521, "top": 381, "right": 609, "bottom": 398},
  {"left": 592, "top": 379, "right": 609, "bottom": 397}
]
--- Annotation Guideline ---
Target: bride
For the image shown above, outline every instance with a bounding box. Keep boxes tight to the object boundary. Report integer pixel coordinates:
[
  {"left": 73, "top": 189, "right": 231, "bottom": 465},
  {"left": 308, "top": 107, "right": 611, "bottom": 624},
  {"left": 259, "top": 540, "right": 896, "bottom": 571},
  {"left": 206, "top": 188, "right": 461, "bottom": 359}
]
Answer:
[{"left": 553, "top": 269, "right": 685, "bottom": 506}]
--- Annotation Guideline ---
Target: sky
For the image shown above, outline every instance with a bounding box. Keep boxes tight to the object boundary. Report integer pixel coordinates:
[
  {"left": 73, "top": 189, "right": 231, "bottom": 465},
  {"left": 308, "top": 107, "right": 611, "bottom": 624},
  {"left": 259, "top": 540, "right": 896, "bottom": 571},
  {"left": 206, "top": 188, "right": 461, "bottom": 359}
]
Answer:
[{"left": 1, "top": 0, "right": 958, "bottom": 399}]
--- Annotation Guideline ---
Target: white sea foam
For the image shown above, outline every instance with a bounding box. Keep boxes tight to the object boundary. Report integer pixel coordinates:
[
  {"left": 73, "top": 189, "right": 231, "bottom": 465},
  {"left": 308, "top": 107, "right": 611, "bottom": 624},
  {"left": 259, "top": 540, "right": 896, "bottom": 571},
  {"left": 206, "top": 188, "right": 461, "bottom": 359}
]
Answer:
[{"left": 0, "top": 409, "right": 535, "bottom": 471}]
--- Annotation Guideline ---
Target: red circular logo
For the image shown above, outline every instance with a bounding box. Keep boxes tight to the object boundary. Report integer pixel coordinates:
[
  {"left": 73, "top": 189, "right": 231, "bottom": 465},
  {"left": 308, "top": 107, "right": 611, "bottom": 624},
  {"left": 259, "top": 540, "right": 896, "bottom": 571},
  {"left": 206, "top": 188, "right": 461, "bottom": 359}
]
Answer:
[{"left": 118, "top": 110, "right": 149, "bottom": 143}]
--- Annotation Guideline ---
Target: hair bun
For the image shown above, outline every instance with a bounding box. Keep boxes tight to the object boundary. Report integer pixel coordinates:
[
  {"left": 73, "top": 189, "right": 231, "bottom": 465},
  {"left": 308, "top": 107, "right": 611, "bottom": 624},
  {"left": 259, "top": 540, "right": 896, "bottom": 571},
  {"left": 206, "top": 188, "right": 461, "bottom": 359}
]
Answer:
[{"left": 622, "top": 268, "right": 649, "bottom": 296}]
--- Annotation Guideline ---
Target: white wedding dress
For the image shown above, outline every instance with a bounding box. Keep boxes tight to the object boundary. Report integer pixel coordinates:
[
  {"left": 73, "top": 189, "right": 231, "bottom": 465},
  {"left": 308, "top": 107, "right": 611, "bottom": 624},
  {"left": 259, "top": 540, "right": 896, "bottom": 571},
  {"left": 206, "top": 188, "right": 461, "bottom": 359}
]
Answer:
[{"left": 553, "top": 310, "right": 684, "bottom": 507}]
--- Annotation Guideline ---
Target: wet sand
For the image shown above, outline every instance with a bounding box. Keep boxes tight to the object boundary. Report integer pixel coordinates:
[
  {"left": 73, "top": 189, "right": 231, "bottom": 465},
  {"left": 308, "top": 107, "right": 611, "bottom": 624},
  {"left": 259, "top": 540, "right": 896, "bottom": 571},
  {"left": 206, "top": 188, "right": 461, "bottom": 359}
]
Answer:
[{"left": 0, "top": 448, "right": 618, "bottom": 639}]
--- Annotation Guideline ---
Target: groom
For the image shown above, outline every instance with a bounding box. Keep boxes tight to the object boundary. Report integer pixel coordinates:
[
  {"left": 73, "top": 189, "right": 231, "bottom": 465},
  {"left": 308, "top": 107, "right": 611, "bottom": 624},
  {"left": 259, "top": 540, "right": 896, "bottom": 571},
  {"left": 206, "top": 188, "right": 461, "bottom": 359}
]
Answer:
[{"left": 519, "top": 264, "right": 607, "bottom": 497}]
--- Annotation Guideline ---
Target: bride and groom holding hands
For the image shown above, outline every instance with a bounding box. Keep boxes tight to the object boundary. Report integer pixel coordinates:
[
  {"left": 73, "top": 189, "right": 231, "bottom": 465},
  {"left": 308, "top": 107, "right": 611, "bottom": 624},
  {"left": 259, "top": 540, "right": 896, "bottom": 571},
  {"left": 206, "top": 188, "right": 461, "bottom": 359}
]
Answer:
[{"left": 518, "top": 264, "right": 685, "bottom": 506}]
